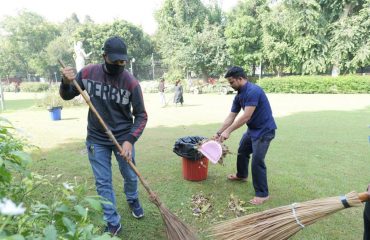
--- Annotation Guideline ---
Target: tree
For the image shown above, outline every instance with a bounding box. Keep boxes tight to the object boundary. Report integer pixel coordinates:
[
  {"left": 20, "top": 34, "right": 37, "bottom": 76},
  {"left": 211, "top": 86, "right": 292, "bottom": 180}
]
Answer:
[
  {"left": 83, "top": 15, "right": 94, "bottom": 24},
  {"left": 156, "top": 0, "right": 208, "bottom": 33},
  {"left": 224, "top": 0, "right": 266, "bottom": 75},
  {"left": 0, "top": 39, "right": 20, "bottom": 79},
  {"left": 61, "top": 13, "right": 81, "bottom": 36},
  {"left": 155, "top": 0, "right": 209, "bottom": 77},
  {"left": 74, "top": 20, "right": 155, "bottom": 80},
  {"left": 155, "top": 0, "right": 228, "bottom": 81},
  {"left": 45, "top": 36, "right": 75, "bottom": 80},
  {"left": 0, "top": 10, "right": 60, "bottom": 78},
  {"left": 320, "top": 0, "right": 367, "bottom": 74},
  {"left": 319, "top": 0, "right": 365, "bottom": 22},
  {"left": 285, "top": 0, "right": 328, "bottom": 74},
  {"left": 348, "top": 0, "right": 370, "bottom": 71},
  {"left": 187, "top": 21, "right": 228, "bottom": 80},
  {"left": 260, "top": 3, "right": 294, "bottom": 76}
]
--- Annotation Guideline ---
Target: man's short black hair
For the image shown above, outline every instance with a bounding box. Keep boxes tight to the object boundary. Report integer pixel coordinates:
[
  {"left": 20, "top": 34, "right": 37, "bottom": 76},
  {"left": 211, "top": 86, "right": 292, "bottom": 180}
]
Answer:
[{"left": 224, "top": 66, "right": 246, "bottom": 79}]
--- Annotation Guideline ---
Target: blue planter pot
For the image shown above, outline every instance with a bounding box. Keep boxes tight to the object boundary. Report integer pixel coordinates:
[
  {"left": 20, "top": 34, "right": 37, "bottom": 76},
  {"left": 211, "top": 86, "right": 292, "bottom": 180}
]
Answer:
[{"left": 48, "top": 106, "right": 62, "bottom": 121}]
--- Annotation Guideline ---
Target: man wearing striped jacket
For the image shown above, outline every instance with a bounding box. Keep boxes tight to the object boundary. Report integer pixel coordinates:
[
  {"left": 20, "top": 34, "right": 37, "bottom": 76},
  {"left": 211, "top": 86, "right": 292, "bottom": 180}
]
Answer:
[{"left": 60, "top": 36, "right": 147, "bottom": 236}]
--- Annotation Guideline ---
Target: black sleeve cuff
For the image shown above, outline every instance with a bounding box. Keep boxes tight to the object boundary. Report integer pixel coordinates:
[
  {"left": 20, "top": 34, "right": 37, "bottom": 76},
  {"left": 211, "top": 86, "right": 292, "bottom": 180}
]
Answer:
[{"left": 125, "top": 134, "right": 137, "bottom": 145}]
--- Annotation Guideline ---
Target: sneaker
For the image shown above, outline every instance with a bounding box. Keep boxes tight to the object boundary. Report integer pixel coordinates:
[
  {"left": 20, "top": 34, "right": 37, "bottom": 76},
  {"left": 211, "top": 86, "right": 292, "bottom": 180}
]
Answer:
[
  {"left": 128, "top": 199, "right": 144, "bottom": 219},
  {"left": 104, "top": 223, "right": 122, "bottom": 236}
]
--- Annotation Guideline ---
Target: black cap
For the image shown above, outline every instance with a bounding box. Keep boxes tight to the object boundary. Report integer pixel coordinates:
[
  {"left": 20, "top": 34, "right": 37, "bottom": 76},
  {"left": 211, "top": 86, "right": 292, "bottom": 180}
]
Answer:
[{"left": 102, "top": 36, "right": 128, "bottom": 61}]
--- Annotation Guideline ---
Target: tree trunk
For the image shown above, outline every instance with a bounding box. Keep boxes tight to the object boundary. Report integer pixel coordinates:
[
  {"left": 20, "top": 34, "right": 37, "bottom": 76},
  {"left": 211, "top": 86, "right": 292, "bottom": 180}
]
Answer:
[
  {"left": 331, "top": 3, "right": 354, "bottom": 77},
  {"left": 202, "top": 71, "right": 208, "bottom": 83},
  {"left": 259, "top": 61, "right": 263, "bottom": 80},
  {"left": 0, "top": 80, "right": 5, "bottom": 111},
  {"left": 252, "top": 64, "right": 256, "bottom": 77},
  {"left": 277, "top": 65, "right": 284, "bottom": 77},
  {"left": 342, "top": 3, "right": 354, "bottom": 18},
  {"left": 331, "top": 64, "right": 340, "bottom": 77}
]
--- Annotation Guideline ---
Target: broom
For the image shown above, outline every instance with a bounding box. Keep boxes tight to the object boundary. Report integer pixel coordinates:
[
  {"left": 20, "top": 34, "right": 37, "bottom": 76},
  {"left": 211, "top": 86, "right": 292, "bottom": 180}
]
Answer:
[
  {"left": 209, "top": 191, "right": 369, "bottom": 240},
  {"left": 58, "top": 60, "right": 197, "bottom": 240}
]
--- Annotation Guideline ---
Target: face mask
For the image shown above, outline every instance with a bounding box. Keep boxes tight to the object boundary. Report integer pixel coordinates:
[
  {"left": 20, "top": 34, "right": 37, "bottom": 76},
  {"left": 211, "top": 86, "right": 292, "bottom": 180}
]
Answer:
[{"left": 105, "top": 61, "right": 125, "bottom": 75}]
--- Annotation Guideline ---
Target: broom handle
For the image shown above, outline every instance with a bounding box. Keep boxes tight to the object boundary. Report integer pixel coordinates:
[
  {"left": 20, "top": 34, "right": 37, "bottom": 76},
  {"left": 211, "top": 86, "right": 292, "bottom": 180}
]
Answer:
[
  {"left": 58, "top": 60, "right": 158, "bottom": 201},
  {"left": 359, "top": 192, "right": 370, "bottom": 202}
]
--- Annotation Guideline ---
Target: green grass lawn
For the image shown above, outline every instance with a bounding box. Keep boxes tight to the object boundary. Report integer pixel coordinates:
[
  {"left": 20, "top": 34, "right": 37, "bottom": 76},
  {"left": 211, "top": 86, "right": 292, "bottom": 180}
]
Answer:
[
  {"left": 0, "top": 99, "right": 39, "bottom": 112},
  {"left": 29, "top": 107, "right": 370, "bottom": 239}
]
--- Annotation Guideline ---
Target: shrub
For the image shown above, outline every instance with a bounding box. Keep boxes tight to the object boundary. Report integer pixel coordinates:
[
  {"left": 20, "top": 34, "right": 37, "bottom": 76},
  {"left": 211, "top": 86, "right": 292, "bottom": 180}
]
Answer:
[
  {"left": 257, "top": 75, "right": 370, "bottom": 93},
  {"left": 0, "top": 117, "right": 117, "bottom": 239},
  {"left": 0, "top": 118, "right": 31, "bottom": 199},
  {"left": 37, "top": 85, "right": 83, "bottom": 108},
  {"left": 20, "top": 82, "right": 50, "bottom": 92},
  {"left": 1, "top": 83, "right": 17, "bottom": 92},
  {"left": 163, "top": 70, "right": 183, "bottom": 83}
]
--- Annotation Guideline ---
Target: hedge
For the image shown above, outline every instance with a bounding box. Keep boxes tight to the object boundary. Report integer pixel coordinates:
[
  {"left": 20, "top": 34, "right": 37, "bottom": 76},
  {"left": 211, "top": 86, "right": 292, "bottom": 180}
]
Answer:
[
  {"left": 20, "top": 82, "right": 50, "bottom": 92},
  {"left": 257, "top": 75, "right": 370, "bottom": 93}
]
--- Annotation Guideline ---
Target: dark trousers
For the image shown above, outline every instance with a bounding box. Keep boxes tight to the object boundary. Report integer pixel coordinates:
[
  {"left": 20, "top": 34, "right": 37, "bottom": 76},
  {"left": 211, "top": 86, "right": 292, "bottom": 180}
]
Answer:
[
  {"left": 364, "top": 202, "right": 370, "bottom": 240},
  {"left": 236, "top": 130, "right": 275, "bottom": 197}
]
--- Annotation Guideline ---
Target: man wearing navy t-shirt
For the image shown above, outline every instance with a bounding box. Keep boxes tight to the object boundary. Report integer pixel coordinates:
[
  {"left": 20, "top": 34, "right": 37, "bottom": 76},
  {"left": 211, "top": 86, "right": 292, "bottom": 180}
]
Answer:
[
  {"left": 215, "top": 66, "right": 276, "bottom": 205},
  {"left": 364, "top": 183, "right": 370, "bottom": 240}
]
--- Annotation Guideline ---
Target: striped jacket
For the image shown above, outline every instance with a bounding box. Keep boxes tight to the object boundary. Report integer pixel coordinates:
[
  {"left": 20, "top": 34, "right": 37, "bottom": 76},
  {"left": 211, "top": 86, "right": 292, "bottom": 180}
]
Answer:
[{"left": 60, "top": 64, "right": 148, "bottom": 145}]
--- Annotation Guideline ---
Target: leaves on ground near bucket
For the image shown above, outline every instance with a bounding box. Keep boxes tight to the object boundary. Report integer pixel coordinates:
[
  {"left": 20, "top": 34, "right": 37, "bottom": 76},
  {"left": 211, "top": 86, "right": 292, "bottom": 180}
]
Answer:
[
  {"left": 227, "top": 194, "right": 254, "bottom": 217},
  {"left": 191, "top": 192, "right": 213, "bottom": 217}
]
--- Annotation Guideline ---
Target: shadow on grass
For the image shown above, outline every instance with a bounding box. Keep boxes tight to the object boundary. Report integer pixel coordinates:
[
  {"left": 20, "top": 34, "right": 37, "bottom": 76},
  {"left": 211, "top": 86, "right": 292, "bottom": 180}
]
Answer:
[
  {"left": 163, "top": 103, "right": 202, "bottom": 108},
  {"left": 60, "top": 117, "right": 80, "bottom": 121},
  {"left": 30, "top": 106, "right": 370, "bottom": 239}
]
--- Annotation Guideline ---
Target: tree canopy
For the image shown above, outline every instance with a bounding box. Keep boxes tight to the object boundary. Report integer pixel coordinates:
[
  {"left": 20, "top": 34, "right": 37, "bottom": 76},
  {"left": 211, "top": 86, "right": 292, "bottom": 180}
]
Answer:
[{"left": 0, "top": 0, "right": 369, "bottom": 81}]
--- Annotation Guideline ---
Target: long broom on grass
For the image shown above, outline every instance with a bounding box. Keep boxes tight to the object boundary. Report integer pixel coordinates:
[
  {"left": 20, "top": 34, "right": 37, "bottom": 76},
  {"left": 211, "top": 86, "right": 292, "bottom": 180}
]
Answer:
[
  {"left": 58, "top": 60, "right": 197, "bottom": 240},
  {"left": 209, "top": 191, "right": 369, "bottom": 240}
]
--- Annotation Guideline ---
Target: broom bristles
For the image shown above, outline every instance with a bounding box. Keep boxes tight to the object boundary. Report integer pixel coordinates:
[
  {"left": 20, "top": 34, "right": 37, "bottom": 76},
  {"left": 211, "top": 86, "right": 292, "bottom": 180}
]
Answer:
[
  {"left": 209, "top": 191, "right": 362, "bottom": 240},
  {"left": 152, "top": 200, "right": 198, "bottom": 240}
]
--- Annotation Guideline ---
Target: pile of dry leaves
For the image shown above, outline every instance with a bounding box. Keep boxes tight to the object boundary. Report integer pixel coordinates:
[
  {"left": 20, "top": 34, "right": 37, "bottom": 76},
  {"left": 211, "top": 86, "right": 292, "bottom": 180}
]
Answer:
[
  {"left": 227, "top": 194, "right": 253, "bottom": 217},
  {"left": 191, "top": 192, "right": 213, "bottom": 217}
]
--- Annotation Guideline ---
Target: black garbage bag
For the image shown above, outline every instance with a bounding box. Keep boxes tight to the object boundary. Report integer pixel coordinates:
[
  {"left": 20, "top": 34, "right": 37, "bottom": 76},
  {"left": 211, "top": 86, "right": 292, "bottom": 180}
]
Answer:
[{"left": 173, "top": 136, "right": 207, "bottom": 161}]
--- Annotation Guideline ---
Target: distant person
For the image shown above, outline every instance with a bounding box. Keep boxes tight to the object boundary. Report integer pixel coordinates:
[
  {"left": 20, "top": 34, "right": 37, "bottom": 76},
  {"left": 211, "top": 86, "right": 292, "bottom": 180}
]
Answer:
[
  {"left": 60, "top": 36, "right": 148, "bottom": 236},
  {"left": 173, "top": 80, "right": 184, "bottom": 106},
  {"left": 158, "top": 78, "right": 166, "bottom": 107},
  {"left": 13, "top": 81, "right": 20, "bottom": 93},
  {"left": 364, "top": 183, "right": 370, "bottom": 240},
  {"left": 214, "top": 66, "right": 277, "bottom": 205}
]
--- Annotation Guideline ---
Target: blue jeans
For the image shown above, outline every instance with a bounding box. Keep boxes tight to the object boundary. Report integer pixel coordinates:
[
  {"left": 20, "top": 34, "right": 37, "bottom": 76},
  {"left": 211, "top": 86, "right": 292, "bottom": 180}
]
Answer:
[
  {"left": 86, "top": 141, "right": 138, "bottom": 226},
  {"left": 236, "top": 130, "right": 275, "bottom": 197},
  {"left": 364, "top": 202, "right": 370, "bottom": 240}
]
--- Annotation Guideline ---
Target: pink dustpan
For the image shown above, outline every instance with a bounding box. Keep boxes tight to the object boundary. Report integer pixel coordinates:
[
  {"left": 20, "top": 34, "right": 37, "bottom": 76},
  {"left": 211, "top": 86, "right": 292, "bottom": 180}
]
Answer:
[{"left": 199, "top": 140, "right": 222, "bottom": 164}]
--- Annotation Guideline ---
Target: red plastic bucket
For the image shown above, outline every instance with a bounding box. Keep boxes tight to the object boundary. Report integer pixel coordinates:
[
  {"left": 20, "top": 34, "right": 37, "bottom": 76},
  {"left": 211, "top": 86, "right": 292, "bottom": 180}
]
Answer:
[{"left": 182, "top": 157, "right": 208, "bottom": 181}]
